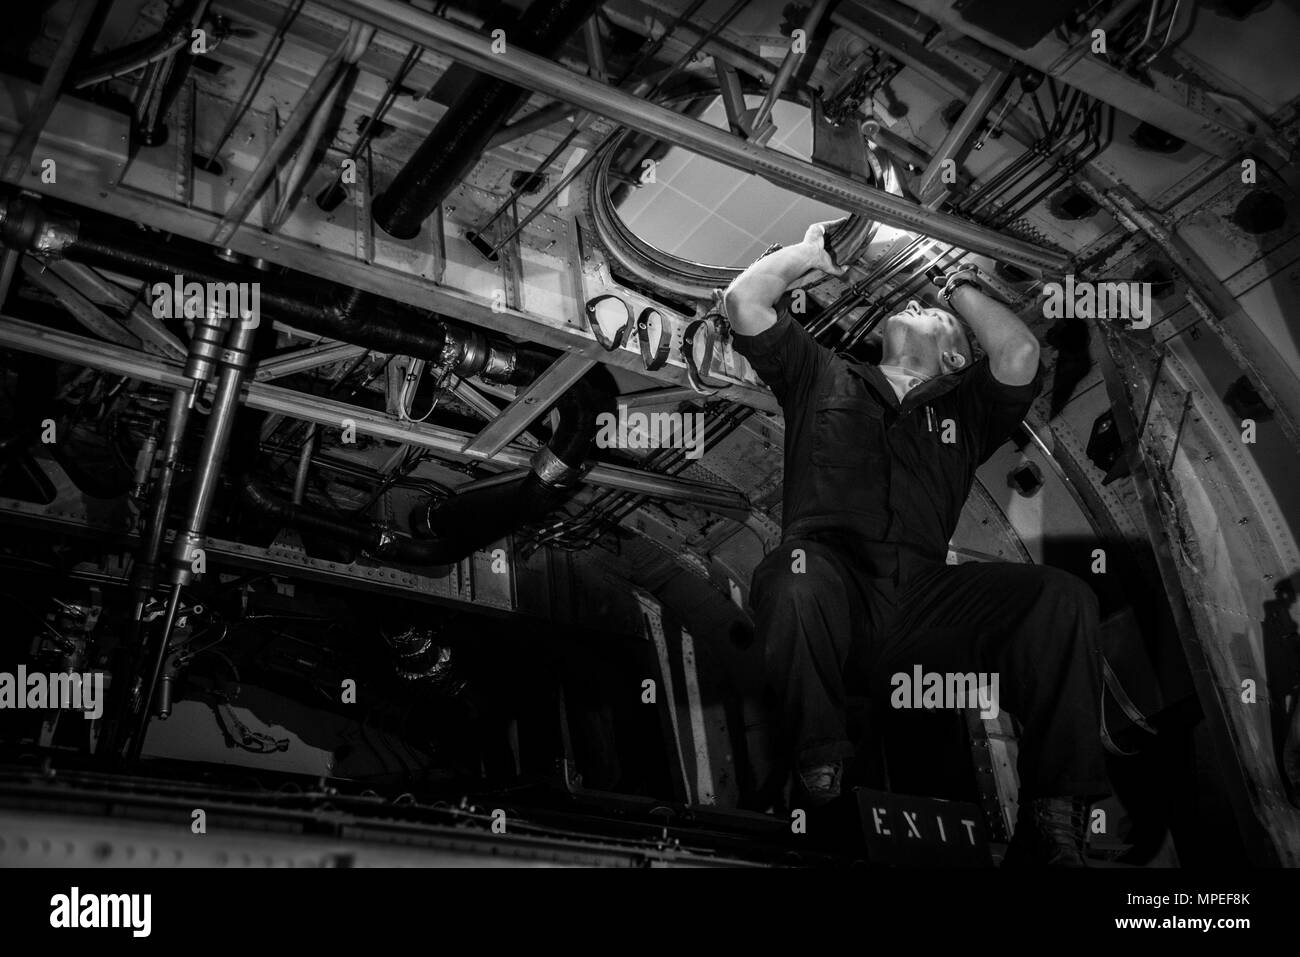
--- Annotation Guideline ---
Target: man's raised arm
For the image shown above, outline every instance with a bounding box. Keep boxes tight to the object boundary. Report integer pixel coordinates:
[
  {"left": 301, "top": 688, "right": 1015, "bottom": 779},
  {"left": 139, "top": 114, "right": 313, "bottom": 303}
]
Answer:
[
  {"left": 947, "top": 281, "right": 1041, "bottom": 386},
  {"left": 722, "top": 219, "right": 848, "bottom": 336}
]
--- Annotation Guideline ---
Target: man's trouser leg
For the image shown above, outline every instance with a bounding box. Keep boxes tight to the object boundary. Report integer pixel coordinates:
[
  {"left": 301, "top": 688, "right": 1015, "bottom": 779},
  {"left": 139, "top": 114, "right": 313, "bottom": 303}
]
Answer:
[
  {"left": 876, "top": 561, "right": 1109, "bottom": 801},
  {"left": 750, "top": 539, "right": 869, "bottom": 770}
]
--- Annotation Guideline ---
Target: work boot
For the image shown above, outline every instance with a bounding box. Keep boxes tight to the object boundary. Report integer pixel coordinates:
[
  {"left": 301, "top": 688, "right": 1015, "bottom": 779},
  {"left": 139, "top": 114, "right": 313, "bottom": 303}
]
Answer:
[
  {"left": 1001, "top": 797, "right": 1089, "bottom": 867},
  {"left": 797, "top": 762, "right": 843, "bottom": 807}
]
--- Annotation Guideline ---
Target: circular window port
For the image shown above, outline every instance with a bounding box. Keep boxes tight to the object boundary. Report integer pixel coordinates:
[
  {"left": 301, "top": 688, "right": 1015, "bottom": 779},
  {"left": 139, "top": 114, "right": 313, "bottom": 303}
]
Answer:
[{"left": 586, "top": 81, "right": 901, "bottom": 301}]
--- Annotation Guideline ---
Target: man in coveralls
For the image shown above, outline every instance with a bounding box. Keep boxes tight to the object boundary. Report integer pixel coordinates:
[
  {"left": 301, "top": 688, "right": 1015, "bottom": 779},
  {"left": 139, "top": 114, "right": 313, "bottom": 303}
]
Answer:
[{"left": 724, "top": 219, "right": 1107, "bottom": 867}]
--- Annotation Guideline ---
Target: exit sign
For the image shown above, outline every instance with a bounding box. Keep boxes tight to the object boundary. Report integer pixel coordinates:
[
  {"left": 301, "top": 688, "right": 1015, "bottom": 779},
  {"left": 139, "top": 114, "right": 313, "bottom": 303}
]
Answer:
[{"left": 855, "top": 788, "right": 993, "bottom": 867}]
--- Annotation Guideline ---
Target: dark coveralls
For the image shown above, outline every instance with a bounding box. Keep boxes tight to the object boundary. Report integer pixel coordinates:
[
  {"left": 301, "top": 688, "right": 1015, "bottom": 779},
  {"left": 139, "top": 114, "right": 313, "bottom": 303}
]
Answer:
[{"left": 732, "top": 304, "right": 1108, "bottom": 801}]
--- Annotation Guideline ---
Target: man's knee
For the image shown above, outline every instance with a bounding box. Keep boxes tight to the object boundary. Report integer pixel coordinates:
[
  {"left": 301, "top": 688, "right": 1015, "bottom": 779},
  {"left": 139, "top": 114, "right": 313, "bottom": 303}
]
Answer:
[
  {"left": 751, "top": 540, "right": 847, "bottom": 614},
  {"left": 1033, "top": 565, "right": 1101, "bottom": 625}
]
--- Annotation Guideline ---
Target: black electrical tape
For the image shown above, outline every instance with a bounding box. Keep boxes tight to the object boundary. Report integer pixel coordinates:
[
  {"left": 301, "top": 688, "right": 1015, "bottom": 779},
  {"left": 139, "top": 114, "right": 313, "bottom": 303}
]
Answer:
[
  {"left": 822, "top": 228, "right": 840, "bottom": 271},
  {"left": 584, "top": 294, "right": 634, "bottom": 351},
  {"left": 636, "top": 307, "right": 671, "bottom": 371}
]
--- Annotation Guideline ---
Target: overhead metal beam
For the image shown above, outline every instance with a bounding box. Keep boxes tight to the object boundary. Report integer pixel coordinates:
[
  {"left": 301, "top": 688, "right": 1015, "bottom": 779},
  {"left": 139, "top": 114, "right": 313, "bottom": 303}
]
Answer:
[
  {"left": 45, "top": 261, "right": 187, "bottom": 359},
  {"left": 20, "top": 258, "right": 142, "bottom": 350},
  {"left": 461, "top": 353, "right": 596, "bottom": 458},
  {"left": 254, "top": 341, "right": 370, "bottom": 381},
  {"left": 600, "top": 5, "right": 778, "bottom": 83},
  {"left": 451, "top": 377, "right": 509, "bottom": 423},
  {"left": 312, "top": 0, "right": 1070, "bottom": 273},
  {"left": 621, "top": 386, "right": 700, "bottom": 409},
  {"left": 0, "top": 317, "right": 749, "bottom": 513},
  {"left": 486, "top": 102, "right": 580, "bottom": 149}
]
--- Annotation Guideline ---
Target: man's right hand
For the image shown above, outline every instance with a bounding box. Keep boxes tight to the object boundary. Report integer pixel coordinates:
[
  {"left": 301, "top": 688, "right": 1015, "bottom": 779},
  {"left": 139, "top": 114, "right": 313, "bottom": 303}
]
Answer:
[
  {"left": 724, "top": 217, "right": 850, "bottom": 337},
  {"left": 799, "top": 218, "right": 850, "bottom": 283}
]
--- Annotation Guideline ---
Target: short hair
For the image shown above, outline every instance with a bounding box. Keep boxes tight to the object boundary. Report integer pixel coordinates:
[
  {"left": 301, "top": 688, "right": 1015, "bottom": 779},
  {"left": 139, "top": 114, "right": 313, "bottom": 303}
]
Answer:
[{"left": 924, "top": 305, "right": 980, "bottom": 363}]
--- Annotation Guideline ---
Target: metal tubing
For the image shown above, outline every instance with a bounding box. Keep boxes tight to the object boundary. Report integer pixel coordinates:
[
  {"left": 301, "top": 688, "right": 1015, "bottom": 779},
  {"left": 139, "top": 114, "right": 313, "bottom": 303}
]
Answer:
[
  {"left": 485, "top": 102, "right": 580, "bottom": 148},
  {"left": 127, "top": 583, "right": 182, "bottom": 759},
  {"left": 292, "top": 424, "right": 318, "bottom": 504},
  {"left": 205, "top": 0, "right": 305, "bottom": 166},
  {"left": 127, "top": 316, "right": 258, "bottom": 759},
  {"left": 916, "top": 68, "right": 1011, "bottom": 205},
  {"left": 751, "top": 0, "right": 833, "bottom": 134},
  {"left": 1168, "top": 390, "right": 1194, "bottom": 468},
  {"left": 212, "top": 24, "right": 364, "bottom": 245},
  {"left": 316, "top": 0, "right": 1068, "bottom": 272},
  {"left": 271, "top": 24, "right": 375, "bottom": 226},
  {"left": 1139, "top": 0, "right": 1185, "bottom": 67},
  {"left": 315, "top": 42, "right": 423, "bottom": 207},
  {"left": 583, "top": 16, "right": 607, "bottom": 82},
  {"left": 138, "top": 387, "right": 199, "bottom": 587},
  {"left": 1130, "top": 0, "right": 1165, "bottom": 62},
  {"left": 254, "top": 341, "right": 368, "bottom": 381},
  {"left": 169, "top": 319, "right": 259, "bottom": 585},
  {"left": 474, "top": 126, "right": 584, "bottom": 244},
  {"left": 0, "top": 317, "right": 751, "bottom": 512}
]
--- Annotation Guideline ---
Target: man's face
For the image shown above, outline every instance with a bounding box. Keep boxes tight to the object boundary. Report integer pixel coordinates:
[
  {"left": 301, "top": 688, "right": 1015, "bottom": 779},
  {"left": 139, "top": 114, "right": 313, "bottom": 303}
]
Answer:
[{"left": 880, "top": 301, "right": 972, "bottom": 375}]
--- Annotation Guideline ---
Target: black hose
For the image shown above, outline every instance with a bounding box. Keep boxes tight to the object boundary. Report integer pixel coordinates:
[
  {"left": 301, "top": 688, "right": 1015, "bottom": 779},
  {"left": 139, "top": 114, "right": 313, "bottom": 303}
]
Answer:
[
  {"left": 242, "top": 475, "right": 377, "bottom": 548},
  {"left": 0, "top": 194, "right": 532, "bottom": 383},
  {"left": 3, "top": 192, "right": 612, "bottom": 565},
  {"left": 66, "top": 224, "right": 458, "bottom": 365},
  {"left": 371, "top": 0, "right": 604, "bottom": 238}
]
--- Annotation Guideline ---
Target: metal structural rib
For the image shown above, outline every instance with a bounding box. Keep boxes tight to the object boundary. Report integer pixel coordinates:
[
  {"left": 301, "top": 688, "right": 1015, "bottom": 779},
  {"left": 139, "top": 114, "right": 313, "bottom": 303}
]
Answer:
[
  {"left": 887, "top": 0, "right": 1261, "bottom": 160},
  {"left": 311, "top": 0, "right": 1070, "bottom": 274}
]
